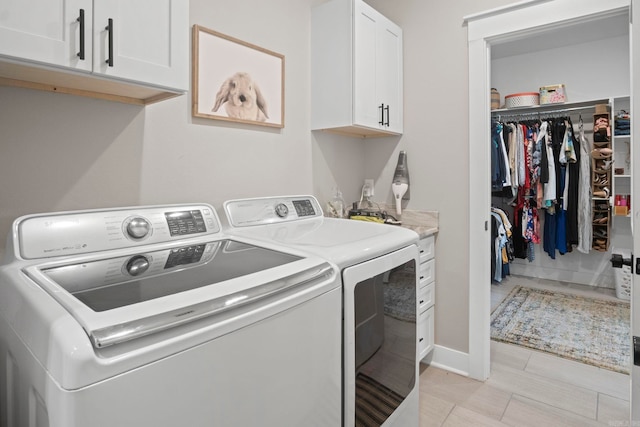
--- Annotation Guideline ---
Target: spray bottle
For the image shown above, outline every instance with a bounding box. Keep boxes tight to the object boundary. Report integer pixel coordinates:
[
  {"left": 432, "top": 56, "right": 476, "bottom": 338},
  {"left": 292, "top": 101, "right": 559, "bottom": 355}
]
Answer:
[{"left": 391, "top": 151, "right": 410, "bottom": 215}]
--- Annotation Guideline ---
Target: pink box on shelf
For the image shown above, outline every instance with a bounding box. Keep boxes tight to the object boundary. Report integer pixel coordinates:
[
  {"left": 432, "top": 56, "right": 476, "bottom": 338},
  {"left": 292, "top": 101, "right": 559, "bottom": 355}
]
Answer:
[{"left": 539, "top": 84, "right": 566, "bottom": 104}]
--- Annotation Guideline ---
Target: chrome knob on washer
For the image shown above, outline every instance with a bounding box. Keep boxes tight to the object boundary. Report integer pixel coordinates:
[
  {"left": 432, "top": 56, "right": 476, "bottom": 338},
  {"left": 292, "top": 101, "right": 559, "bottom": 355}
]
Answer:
[
  {"left": 125, "top": 255, "right": 150, "bottom": 276},
  {"left": 126, "top": 217, "right": 151, "bottom": 239},
  {"left": 275, "top": 203, "right": 289, "bottom": 218}
]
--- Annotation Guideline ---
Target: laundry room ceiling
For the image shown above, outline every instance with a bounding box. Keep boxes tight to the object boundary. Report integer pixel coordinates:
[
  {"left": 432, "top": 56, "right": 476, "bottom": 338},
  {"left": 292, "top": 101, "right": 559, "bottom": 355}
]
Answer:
[{"left": 491, "top": 12, "right": 629, "bottom": 59}]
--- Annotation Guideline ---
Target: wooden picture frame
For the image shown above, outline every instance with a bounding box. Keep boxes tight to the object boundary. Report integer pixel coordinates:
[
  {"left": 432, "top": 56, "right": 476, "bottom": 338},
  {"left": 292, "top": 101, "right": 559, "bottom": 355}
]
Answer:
[{"left": 192, "top": 25, "right": 285, "bottom": 128}]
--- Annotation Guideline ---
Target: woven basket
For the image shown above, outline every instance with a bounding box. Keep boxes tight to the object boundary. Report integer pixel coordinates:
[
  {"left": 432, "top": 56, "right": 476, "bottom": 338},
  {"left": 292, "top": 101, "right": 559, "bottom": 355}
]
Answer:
[{"left": 504, "top": 92, "right": 540, "bottom": 109}]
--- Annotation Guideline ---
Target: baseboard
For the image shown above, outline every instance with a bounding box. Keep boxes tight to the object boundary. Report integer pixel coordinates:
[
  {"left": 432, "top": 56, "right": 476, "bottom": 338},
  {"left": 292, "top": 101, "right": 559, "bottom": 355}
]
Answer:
[{"left": 421, "top": 344, "right": 469, "bottom": 377}]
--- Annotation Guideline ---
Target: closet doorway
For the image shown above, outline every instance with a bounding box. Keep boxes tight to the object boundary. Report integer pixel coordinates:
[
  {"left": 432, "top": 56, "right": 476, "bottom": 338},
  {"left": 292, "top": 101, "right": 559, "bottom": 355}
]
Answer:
[{"left": 465, "top": 0, "right": 640, "bottom": 420}]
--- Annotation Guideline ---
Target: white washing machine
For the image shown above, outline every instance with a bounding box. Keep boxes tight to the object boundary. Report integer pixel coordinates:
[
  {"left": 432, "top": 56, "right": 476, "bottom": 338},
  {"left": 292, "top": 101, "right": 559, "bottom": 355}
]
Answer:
[
  {"left": 0, "top": 203, "right": 342, "bottom": 427},
  {"left": 224, "top": 195, "right": 420, "bottom": 427}
]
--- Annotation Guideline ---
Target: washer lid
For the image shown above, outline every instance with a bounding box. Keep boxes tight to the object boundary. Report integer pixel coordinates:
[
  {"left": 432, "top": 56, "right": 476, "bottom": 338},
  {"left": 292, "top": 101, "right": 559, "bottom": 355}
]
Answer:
[
  {"left": 230, "top": 217, "right": 419, "bottom": 268},
  {"left": 23, "top": 238, "right": 334, "bottom": 348}
]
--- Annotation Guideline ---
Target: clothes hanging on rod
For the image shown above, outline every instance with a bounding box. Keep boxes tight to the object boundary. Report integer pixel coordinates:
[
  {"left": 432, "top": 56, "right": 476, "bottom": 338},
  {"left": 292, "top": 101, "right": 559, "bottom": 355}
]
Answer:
[
  {"left": 490, "top": 207, "right": 514, "bottom": 283},
  {"left": 491, "top": 112, "right": 587, "bottom": 260}
]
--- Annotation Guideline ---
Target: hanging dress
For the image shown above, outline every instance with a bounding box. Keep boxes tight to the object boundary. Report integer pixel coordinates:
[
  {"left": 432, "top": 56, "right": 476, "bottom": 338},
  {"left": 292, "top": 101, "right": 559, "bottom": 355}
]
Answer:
[{"left": 576, "top": 118, "right": 593, "bottom": 253}]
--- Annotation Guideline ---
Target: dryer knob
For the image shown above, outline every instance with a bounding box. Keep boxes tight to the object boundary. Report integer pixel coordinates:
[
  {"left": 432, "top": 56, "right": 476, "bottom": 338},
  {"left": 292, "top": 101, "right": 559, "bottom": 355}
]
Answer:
[
  {"left": 275, "top": 203, "right": 289, "bottom": 218},
  {"left": 126, "top": 255, "right": 150, "bottom": 276},
  {"left": 126, "top": 217, "right": 150, "bottom": 239}
]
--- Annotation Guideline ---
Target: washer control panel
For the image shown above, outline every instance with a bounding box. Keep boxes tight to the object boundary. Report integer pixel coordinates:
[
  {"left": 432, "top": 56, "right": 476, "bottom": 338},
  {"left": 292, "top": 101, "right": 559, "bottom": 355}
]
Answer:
[
  {"left": 15, "top": 204, "right": 221, "bottom": 260},
  {"left": 224, "top": 196, "right": 323, "bottom": 227}
]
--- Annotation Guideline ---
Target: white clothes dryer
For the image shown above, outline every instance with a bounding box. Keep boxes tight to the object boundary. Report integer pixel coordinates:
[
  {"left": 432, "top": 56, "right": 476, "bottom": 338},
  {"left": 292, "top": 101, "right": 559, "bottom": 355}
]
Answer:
[
  {"left": 224, "top": 195, "right": 420, "bottom": 427},
  {"left": 0, "top": 203, "right": 342, "bottom": 427}
]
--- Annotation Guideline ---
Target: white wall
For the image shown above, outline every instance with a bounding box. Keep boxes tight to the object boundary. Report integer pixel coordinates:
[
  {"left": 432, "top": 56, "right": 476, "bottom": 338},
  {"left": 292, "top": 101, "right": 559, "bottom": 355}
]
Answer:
[
  {"left": 0, "top": 88, "right": 145, "bottom": 241},
  {"left": 492, "top": 35, "right": 630, "bottom": 103}
]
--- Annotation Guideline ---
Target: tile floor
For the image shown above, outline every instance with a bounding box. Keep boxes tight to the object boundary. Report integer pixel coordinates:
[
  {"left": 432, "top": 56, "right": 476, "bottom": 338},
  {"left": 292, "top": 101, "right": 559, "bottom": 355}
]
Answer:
[{"left": 419, "top": 275, "right": 630, "bottom": 426}]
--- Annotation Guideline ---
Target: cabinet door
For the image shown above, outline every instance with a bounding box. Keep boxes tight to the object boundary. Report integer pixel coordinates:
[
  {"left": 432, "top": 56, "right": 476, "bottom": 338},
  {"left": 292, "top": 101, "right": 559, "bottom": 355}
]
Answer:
[
  {"left": 353, "top": 0, "right": 403, "bottom": 133},
  {"left": 0, "top": 0, "right": 92, "bottom": 72},
  {"left": 377, "top": 19, "right": 402, "bottom": 133},
  {"left": 353, "top": 0, "right": 381, "bottom": 129},
  {"left": 418, "top": 306, "right": 435, "bottom": 360},
  {"left": 93, "top": 0, "right": 188, "bottom": 90}
]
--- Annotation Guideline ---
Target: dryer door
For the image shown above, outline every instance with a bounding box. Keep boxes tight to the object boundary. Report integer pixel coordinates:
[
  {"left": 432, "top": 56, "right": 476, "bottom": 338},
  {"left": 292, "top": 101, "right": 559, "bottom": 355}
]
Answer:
[{"left": 342, "top": 244, "right": 419, "bottom": 426}]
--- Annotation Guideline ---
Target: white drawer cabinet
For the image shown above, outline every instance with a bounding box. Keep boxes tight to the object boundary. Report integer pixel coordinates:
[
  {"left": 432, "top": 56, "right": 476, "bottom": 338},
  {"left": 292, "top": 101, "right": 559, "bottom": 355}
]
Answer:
[
  {"left": 417, "top": 234, "right": 436, "bottom": 360},
  {"left": 311, "top": 0, "right": 403, "bottom": 137},
  {"left": 0, "top": 0, "right": 188, "bottom": 104}
]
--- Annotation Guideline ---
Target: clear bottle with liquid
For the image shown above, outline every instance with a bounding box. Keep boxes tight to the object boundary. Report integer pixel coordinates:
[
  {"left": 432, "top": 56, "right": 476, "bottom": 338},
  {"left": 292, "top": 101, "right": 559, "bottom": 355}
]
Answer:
[{"left": 329, "top": 188, "right": 345, "bottom": 218}]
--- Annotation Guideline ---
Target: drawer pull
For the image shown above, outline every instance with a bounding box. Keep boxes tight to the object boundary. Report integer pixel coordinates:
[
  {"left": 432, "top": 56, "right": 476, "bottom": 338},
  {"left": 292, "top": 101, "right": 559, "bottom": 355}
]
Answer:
[
  {"left": 419, "top": 338, "right": 424, "bottom": 342},
  {"left": 419, "top": 299, "right": 424, "bottom": 304}
]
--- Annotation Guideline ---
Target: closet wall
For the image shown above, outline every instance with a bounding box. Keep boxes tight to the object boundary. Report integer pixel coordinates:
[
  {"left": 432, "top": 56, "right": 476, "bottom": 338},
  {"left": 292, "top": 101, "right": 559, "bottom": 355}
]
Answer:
[{"left": 491, "top": 30, "right": 630, "bottom": 288}]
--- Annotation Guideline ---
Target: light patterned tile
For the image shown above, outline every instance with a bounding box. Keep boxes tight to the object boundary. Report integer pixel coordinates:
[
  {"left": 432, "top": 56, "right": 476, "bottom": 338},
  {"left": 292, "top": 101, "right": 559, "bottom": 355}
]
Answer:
[
  {"left": 441, "top": 406, "right": 510, "bottom": 427},
  {"left": 490, "top": 341, "right": 531, "bottom": 371},
  {"left": 419, "top": 392, "right": 454, "bottom": 427},
  {"left": 457, "top": 383, "right": 511, "bottom": 421},
  {"left": 501, "top": 395, "right": 605, "bottom": 427},
  {"left": 525, "top": 350, "right": 629, "bottom": 401},
  {"left": 487, "top": 363, "right": 598, "bottom": 419},
  {"left": 598, "top": 393, "right": 629, "bottom": 425},
  {"left": 420, "top": 366, "right": 485, "bottom": 405}
]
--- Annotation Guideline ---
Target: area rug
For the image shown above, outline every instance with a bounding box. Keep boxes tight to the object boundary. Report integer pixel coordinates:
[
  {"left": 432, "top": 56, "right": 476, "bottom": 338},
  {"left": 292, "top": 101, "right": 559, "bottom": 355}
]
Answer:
[{"left": 490, "top": 286, "right": 631, "bottom": 374}]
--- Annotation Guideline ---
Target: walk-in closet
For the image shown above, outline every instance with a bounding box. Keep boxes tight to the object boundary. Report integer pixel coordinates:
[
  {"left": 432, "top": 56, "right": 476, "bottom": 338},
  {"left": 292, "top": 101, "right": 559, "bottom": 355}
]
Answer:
[
  {"left": 487, "top": 8, "right": 631, "bottom": 376},
  {"left": 466, "top": 0, "right": 639, "bottom": 421}
]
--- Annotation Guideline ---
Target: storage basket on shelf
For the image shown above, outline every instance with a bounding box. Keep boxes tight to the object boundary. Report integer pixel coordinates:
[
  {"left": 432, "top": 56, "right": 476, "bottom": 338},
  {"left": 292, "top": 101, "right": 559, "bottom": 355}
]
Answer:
[
  {"left": 491, "top": 88, "right": 500, "bottom": 110},
  {"left": 539, "top": 84, "right": 566, "bottom": 104},
  {"left": 504, "top": 92, "right": 540, "bottom": 109}
]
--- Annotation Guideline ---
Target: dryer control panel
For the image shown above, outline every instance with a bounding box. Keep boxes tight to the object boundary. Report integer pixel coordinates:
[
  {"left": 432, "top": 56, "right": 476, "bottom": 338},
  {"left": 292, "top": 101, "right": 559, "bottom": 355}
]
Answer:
[
  {"left": 224, "top": 196, "right": 324, "bottom": 227},
  {"left": 14, "top": 204, "right": 221, "bottom": 260}
]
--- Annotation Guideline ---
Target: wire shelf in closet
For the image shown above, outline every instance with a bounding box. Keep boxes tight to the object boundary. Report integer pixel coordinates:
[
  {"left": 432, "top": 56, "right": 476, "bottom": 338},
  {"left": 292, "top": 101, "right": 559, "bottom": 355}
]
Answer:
[{"left": 491, "top": 98, "right": 610, "bottom": 120}]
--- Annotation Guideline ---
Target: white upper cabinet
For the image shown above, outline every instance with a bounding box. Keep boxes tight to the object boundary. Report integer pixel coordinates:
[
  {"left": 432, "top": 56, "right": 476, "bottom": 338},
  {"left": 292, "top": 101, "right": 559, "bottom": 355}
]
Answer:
[
  {"left": 312, "top": 0, "right": 403, "bottom": 138},
  {"left": 92, "top": 0, "right": 188, "bottom": 91},
  {"left": 0, "top": 0, "right": 188, "bottom": 104},
  {"left": 0, "top": 0, "right": 93, "bottom": 72}
]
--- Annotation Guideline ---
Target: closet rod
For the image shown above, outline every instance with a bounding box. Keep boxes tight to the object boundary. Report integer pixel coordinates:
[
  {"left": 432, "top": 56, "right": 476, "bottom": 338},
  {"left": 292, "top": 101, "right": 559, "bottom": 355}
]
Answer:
[{"left": 492, "top": 104, "right": 603, "bottom": 121}]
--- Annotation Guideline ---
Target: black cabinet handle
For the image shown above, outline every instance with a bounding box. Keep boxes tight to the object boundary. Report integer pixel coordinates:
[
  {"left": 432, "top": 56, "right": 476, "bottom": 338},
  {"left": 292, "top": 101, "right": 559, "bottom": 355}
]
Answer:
[
  {"left": 76, "top": 9, "right": 85, "bottom": 60},
  {"left": 379, "top": 103, "right": 385, "bottom": 125},
  {"left": 384, "top": 105, "right": 390, "bottom": 126},
  {"left": 105, "top": 18, "right": 114, "bottom": 67}
]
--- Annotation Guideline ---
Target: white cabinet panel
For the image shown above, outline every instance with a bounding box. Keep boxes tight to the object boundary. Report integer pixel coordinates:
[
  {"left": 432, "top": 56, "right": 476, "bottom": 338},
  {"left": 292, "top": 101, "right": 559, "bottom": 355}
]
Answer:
[
  {"left": 418, "top": 235, "right": 435, "bottom": 264},
  {"left": 417, "top": 234, "right": 436, "bottom": 361},
  {"left": 353, "top": 1, "right": 378, "bottom": 128},
  {"left": 93, "top": 0, "right": 188, "bottom": 90},
  {"left": 419, "top": 258, "right": 435, "bottom": 288},
  {"left": 0, "top": 0, "right": 92, "bottom": 72},
  {"left": 418, "top": 306, "right": 434, "bottom": 360},
  {"left": 376, "top": 16, "right": 402, "bottom": 133},
  {"left": 418, "top": 282, "right": 434, "bottom": 313}
]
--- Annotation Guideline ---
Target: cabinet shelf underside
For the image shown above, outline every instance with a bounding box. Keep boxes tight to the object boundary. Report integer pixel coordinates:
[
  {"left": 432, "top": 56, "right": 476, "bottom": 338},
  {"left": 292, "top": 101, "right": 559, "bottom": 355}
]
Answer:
[{"left": 0, "top": 59, "right": 182, "bottom": 105}]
